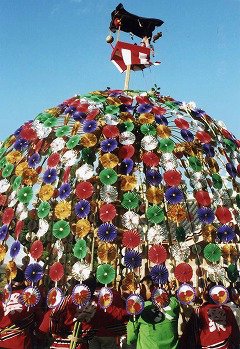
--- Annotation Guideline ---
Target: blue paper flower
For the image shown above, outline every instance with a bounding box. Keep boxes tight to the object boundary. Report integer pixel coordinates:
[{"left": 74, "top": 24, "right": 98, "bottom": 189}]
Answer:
[
  {"left": 0, "top": 225, "right": 8, "bottom": 241},
  {"left": 59, "top": 183, "right": 72, "bottom": 200},
  {"left": 165, "top": 187, "right": 183, "bottom": 204},
  {"left": 100, "top": 138, "right": 118, "bottom": 153},
  {"left": 197, "top": 207, "right": 215, "bottom": 224},
  {"left": 75, "top": 200, "right": 91, "bottom": 218},
  {"left": 202, "top": 144, "right": 215, "bottom": 157},
  {"left": 28, "top": 153, "right": 41, "bottom": 168},
  {"left": 25, "top": 263, "right": 43, "bottom": 283},
  {"left": 97, "top": 223, "right": 117, "bottom": 242},
  {"left": 155, "top": 115, "right": 168, "bottom": 125},
  {"left": 13, "top": 138, "right": 29, "bottom": 151},
  {"left": 119, "top": 158, "right": 134, "bottom": 175},
  {"left": 217, "top": 225, "right": 235, "bottom": 243},
  {"left": 64, "top": 106, "right": 76, "bottom": 114},
  {"left": 226, "top": 163, "right": 237, "bottom": 178},
  {"left": 124, "top": 250, "right": 142, "bottom": 269},
  {"left": 146, "top": 169, "right": 162, "bottom": 186},
  {"left": 191, "top": 108, "right": 205, "bottom": 118},
  {"left": 83, "top": 120, "right": 97, "bottom": 133},
  {"left": 14, "top": 126, "right": 22, "bottom": 137},
  {"left": 150, "top": 265, "right": 169, "bottom": 284},
  {"left": 10, "top": 241, "right": 21, "bottom": 258},
  {"left": 120, "top": 105, "right": 134, "bottom": 113},
  {"left": 73, "top": 111, "right": 87, "bottom": 122},
  {"left": 137, "top": 104, "right": 152, "bottom": 113},
  {"left": 43, "top": 168, "right": 57, "bottom": 184},
  {"left": 181, "top": 129, "right": 194, "bottom": 142}
]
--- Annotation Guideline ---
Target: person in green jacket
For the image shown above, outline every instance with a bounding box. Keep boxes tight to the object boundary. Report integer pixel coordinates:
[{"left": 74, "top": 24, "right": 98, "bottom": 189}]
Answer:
[{"left": 127, "top": 276, "right": 180, "bottom": 349}]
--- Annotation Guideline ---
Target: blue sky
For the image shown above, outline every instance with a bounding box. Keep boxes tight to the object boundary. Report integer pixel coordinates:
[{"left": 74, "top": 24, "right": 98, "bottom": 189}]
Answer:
[{"left": 0, "top": 0, "right": 239, "bottom": 140}]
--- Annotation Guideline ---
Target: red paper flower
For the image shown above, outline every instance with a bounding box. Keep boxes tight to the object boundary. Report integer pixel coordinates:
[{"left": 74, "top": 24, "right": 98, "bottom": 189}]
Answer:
[
  {"left": 163, "top": 170, "right": 182, "bottom": 186},
  {"left": 196, "top": 131, "right": 212, "bottom": 144},
  {"left": 119, "top": 95, "right": 133, "bottom": 105},
  {"left": 151, "top": 106, "right": 166, "bottom": 115},
  {"left": 122, "top": 230, "right": 141, "bottom": 249},
  {"left": 142, "top": 152, "right": 160, "bottom": 167},
  {"left": 75, "top": 181, "right": 94, "bottom": 199},
  {"left": 2, "top": 208, "right": 14, "bottom": 225},
  {"left": 76, "top": 103, "right": 89, "bottom": 112},
  {"left": 49, "top": 262, "right": 64, "bottom": 282},
  {"left": 215, "top": 206, "right": 232, "bottom": 224},
  {"left": 99, "top": 204, "right": 117, "bottom": 222},
  {"left": 136, "top": 96, "right": 151, "bottom": 104},
  {"left": 30, "top": 240, "right": 43, "bottom": 260},
  {"left": 148, "top": 245, "right": 167, "bottom": 264},
  {"left": 195, "top": 190, "right": 211, "bottom": 206},
  {"left": 47, "top": 153, "right": 60, "bottom": 167},
  {"left": 174, "top": 118, "right": 190, "bottom": 129},
  {"left": 86, "top": 109, "right": 100, "bottom": 120},
  {"left": 20, "top": 125, "right": 38, "bottom": 141},
  {"left": 63, "top": 167, "right": 71, "bottom": 182},
  {"left": 118, "top": 145, "right": 135, "bottom": 159},
  {"left": 15, "top": 221, "right": 24, "bottom": 239},
  {"left": 102, "top": 125, "right": 120, "bottom": 138},
  {"left": 174, "top": 263, "right": 193, "bottom": 283},
  {"left": 0, "top": 194, "right": 7, "bottom": 206}
]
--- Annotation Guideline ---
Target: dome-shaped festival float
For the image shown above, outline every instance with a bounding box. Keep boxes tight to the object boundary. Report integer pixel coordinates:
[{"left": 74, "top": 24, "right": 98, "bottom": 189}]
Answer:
[{"left": 0, "top": 2, "right": 240, "bottom": 342}]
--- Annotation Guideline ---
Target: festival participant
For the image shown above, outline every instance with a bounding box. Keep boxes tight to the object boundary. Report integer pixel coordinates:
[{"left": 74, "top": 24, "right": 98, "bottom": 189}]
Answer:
[
  {"left": 179, "top": 283, "right": 240, "bottom": 349},
  {"left": 127, "top": 275, "right": 180, "bottom": 349},
  {"left": 0, "top": 268, "right": 44, "bottom": 349}
]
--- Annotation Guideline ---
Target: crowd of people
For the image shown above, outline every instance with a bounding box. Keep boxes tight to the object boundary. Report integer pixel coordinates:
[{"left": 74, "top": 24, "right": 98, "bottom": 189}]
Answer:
[{"left": 0, "top": 268, "right": 240, "bottom": 349}]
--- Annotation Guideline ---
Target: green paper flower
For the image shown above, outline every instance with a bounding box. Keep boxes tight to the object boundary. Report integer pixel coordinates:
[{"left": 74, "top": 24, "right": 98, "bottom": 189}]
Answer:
[
  {"left": 122, "top": 121, "right": 134, "bottom": 132},
  {"left": 121, "top": 192, "right": 139, "bottom": 210},
  {"left": 99, "top": 169, "right": 118, "bottom": 185},
  {"left": 105, "top": 105, "right": 120, "bottom": 114},
  {"left": 159, "top": 139, "right": 175, "bottom": 153},
  {"left": 81, "top": 148, "right": 96, "bottom": 164},
  {"left": 223, "top": 138, "right": 236, "bottom": 153},
  {"left": 66, "top": 135, "right": 80, "bottom": 149},
  {"left": 164, "top": 101, "right": 177, "bottom": 109},
  {"left": 36, "top": 112, "right": 52, "bottom": 122},
  {"left": 140, "top": 124, "right": 157, "bottom": 136},
  {"left": 96, "top": 264, "right": 116, "bottom": 285},
  {"left": 227, "top": 264, "right": 239, "bottom": 282},
  {"left": 2, "top": 163, "right": 14, "bottom": 178},
  {"left": 37, "top": 201, "right": 51, "bottom": 219},
  {"left": 56, "top": 125, "right": 70, "bottom": 137},
  {"left": 52, "top": 220, "right": 70, "bottom": 239},
  {"left": 236, "top": 194, "right": 240, "bottom": 209},
  {"left": 87, "top": 94, "right": 106, "bottom": 103},
  {"left": 146, "top": 205, "right": 165, "bottom": 224},
  {"left": 73, "top": 239, "right": 87, "bottom": 259},
  {"left": 44, "top": 116, "right": 57, "bottom": 127},
  {"left": 12, "top": 176, "right": 22, "bottom": 190},
  {"left": 176, "top": 226, "right": 186, "bottom": 242},
  {"left": 17, "top": 186, "right": 34, "bottom": 204},
  {"left": 0, "top": 147, "right": 6, "bottom": 158},
  {"left": 212, "top": 173, "right": 223, "bottom": 189},
  {"left": 188, "top": 156, "right": 202, "bottom": 172},
  {"left": 203, "top": 243, "right": 221, "bottom": 263},
  {"left": 0, "top": 157, "right": 7, "bottom": 169}
]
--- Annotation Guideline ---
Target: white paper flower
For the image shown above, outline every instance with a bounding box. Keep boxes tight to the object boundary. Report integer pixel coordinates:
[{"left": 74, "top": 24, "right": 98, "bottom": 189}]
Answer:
[
  {"left": 72, "top": 261, "right": 91, "bottom": 281},
  {"left": 8, "top": 191, "right": 18, "bottom": 207},
  {"left": 61, "top": 150, "right": 77, "bottom": 167},
  {"left": 147, "top": 225, "right": 167, "bottom": 244},
  {"left": 0, "top": 179, "right": 10, "bottom": 193},
  {"left": 32, "top": 120, "right": 52, "bottom": 139},
  {"left": 105, "top": 114, "right": 119, "bottom": 125},
  {"left": 76, "top": 164, "right": 94, "bottom": 181},
  {"left": 122, "top": 212, "right": 140, "bottom": 229},
  {"left": 36, "top": 219, "right": 49, "bottom": 238},
  {"left": 119, "top": 132, "right": 136, "bottom": 145},
  {"left": 141, "top": 135, "right": 158, "bottom": 151},
  {"left": 50, "top": 137, "right": 65, "bottom": 152}
]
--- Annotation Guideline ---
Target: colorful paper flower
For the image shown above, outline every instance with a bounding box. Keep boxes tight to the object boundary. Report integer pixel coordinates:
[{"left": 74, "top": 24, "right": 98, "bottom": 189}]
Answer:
[
  {"left": 17, "top": 186, "right": 33, "bottom": 204},
  {"left": 83, "top": 120, "right": 97, "bottom": 133},
  {"left": 55, "top": 201, "right": 72, "bottom": 220},
  {"left": 124, "top": 250, "right": 142, "bottom": 269},
  {"left": 37, "top": 201, "right": 51, "bottom": 219},
  {"left": 121, "top": 192, "right": 139, "bottom": 210},
  {"left": 100, "top": 138, "right": 118, "bottom": 152},
  {"left": 100, "top": 185, "right": 118, "bottom": 203},
  {"left": 20, "top": 286, "right": 40, "bottom": 307},
  {"left": 142, "top": 152, "right": 159, "bottom": 167},
  {"left": 100, "top": 153, "right": 119, "bottom": 169},
  {"left": 217, "top": 225, "right": 235, "bottom": 243},
  {"left": 43, "top": 168, "right": 57, "bottom": 184},
  {"left": 59, "top": 183, "right": 72, "bottom": 200},
  {"left": 10, "top": 240, "right": 21, "bottom": 259},
  {"left": 146, "top": 169, "right": 162, "bottom": 186},
  {"left": 13, "top": 138, "right": 29, "bottom": 151},
  {"left": 99, "top": 169, "right": 118, "bottom": 185},
  {"left": 73, "top": 239, "right": 87, "bottom": 259},
  {"left": 119, "top": 158, "right": 134, "bottom": 174},
  {"left": 165, "top": 187, "right": 183, "bottom": 204},
  {"left": 150, "top": 265, "right": 169, "bottom": 285},
  {"left": 30, "top": 240, "right": 44, "bottom": 260},
  {"left": 146, "top": 187, "right": 163, "bottom": 204},
  {"left": 204, "top": 243, "right": 221, "bottom": 262},
  {"left": 197, "top": 207, "right": 215, "bottom": 224},
  {"left": 75, "top": 181, "right": 94, "bottom": 199},
  {"left": 25, "top": 263, "right": 43, "bottom": 283},
  {"left": 28, "top": 153, "right": 41, "bottom": 168},
  {"left": 97, "top": 223, "right": 117, "bottom": 242},
  {"left": 174, "top": 263, "right": 193, "bottom": 283},
  {"left": 75, "top": 200, "right": 91, "bottom": 219},
  {"left": 148, "top": 245, "right": 167, "bottom": 264},
  {"left": 146, "top": 205, "right": 165, "bottom": 224},
  {"left": 52, "top": 220, "right": 70, "bottom": 239},
  {"left": 96, "top": 264, "right": 115, "bottom": 284},
  {"left": 39, "top": 184, "right": 54, "bottom": 201},
  {"left": 122, "top": 230, "right": 141, "bottom": 249},
  {"left": 99, "top": 203, "right": 117, "bottom": 222}
]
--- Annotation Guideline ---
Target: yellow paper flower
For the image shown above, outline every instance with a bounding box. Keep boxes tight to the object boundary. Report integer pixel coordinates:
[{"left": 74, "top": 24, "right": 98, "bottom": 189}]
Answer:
[
  {"left": 75, "top": 219, "right": 91, "bottom": 238},
  {"left": 119, "top": 112, "right": 134, "bottom": 122},
  {"left": 156, "top": 125, "right": 171, "bottom": 138},
  {"left": 100, "top": 153, "right": 119, "bottom": 169},
  {"left": 0, "top": 244, "right": 7, "bottom": 262},
  {"left": 146, "top": 187, "right": 164, "bottom": 204},
  {"left": 167, "top": 204, "right": 187, "bottom": 223},
  {"left": 138, "top": 113, "right": 155, "bottom": 124},
  {"left": 15, "top": 161, "right": 29, "bottom": 176},
  {"left": 221, "top": 244, "right": 238, "bottom": 262},
  {"left": 202, "top": 224, "right": 215, "bottom": 242},
  {"left": 22, "top": 168, "right": 39, "bottom": 186},
  {"left": 206, "top": 158, "right": 219, "bottom": 173},
  {"left": 39, "top": 184, "right": 54, "bottom": 201},
  {"left": 6, "top": 150, "right": 22, "bottom": 164},
  {"left": 55, "top": 201, "right": 71, "bottom": 219},
  {"left": 45, "top": 107, "right": 61, "bottom": 117},
  {"left": 106, "top": 96, "right": 121, "bottom": 105},
  {"left": 4, "top": 136, "right": 16, "bottom": 148},
  {"left": 97, "top": 242, "right": 117, "bottom": 263},
  {"left": 121, "top": 175, "right": 137, "bottom": 191},
  {"left": 80, "top": 134, "right": 97, "bottom": 147},
  {"left": 6, "top": 261, "right": 17, "bottom": 280}
]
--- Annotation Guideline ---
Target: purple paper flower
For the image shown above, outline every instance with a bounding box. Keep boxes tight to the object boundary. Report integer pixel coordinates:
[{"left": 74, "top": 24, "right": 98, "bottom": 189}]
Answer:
[
  {"left": 43, "top": 168, "right": 57, "bottom": 184},
  {"left": 75, "top": 200, "right": 91, "bottom": 218},
  {"left": 73, "top": 111, "right": 87, "bottom": 122},
  {"left": 10, "top": 241, "right": 21, "bottom": 258},
  {"left": 150, "top": 264, "right": 169, "bottom": 285},
  {"left": 59, "top": 183, "right": 72, "bottom": 200},
  {"left": 100, "top": 138, "right": 118, "bottom": 153},
  {"left": 83, "top": 120, "right": 97, "bottom": 133},
  {"left": 155, "top": 115, "right": 168, "bottom": 125},
  {"left": 197, "top": 207, "right": 215, "bottom": 224},
  {"left": 191, "top": 109, "right": 205, "bottom": 118},
  {"left": 13, "top": 138, "right": 29, "bottom": 151},
  {"left": 202, "top": 144, "right": 215, "bottom": 157},
  {"left": 226, "top": 163, "right": 237, "bottom": 178},
  {"left": 120, "top": 105, "right": 134, "bottom": 113},
  {"left": 165, "top": 187, "right": 183, "bottom": 204},
  {"left": 97, "top": 223, "right": 117, "bottom": 242},
  {"left": 0, "top": 225, "right": 8, "bottom": 241},
  {"left": 14, "top": 126, "right": 22, "bottom": 137},
  {"left": 64, "top": 106, "right": 76, "bottom": 115},
  {"left": 119, "top": 159, "right": 134, "bottom": 175},
  {"left": 25, "top": 263, "right": 43, "bottom": 283},
  {"left": 28, "top": 153, "right": 41, "bottom": 168},
  {"left": 137, "top": 104, "right": 152, "bottom": 114},
  {"left": 146, "top": 169, "right": 162, "bottom": 186},
  {"left": 181, "top": 129, "right": 194, "bottom": 142},
  {"left": 217, "top": 225, "right": 235, "bottom": 243},
  {"left": 124, "top": 250, "right": 142, "bottom": 269}
]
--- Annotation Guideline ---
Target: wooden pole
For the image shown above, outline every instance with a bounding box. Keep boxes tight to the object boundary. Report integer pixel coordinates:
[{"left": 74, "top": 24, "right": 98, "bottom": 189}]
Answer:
[{"left": 124, "top": 65, "right": 131, "bottom": 90}]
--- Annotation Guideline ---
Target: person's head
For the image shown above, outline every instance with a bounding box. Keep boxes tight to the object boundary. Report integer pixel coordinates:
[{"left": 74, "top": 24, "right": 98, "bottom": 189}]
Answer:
[
  {"left": 140, "top": 275, "right": 154, "bottom": 301},
  {"left": 203, "top": 282, "right": 216, "bottom": 303},
  {"left": 12, "top": 268, "right": 25, "bottom": 288},
  {"left": 83, "top": 273, "right": 97, "bottom": 298}
]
